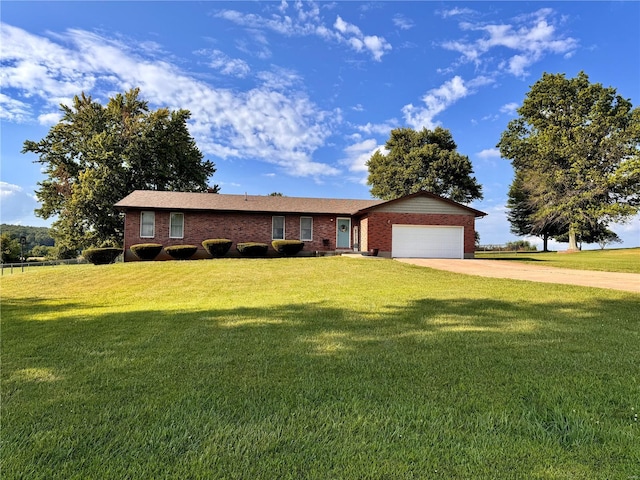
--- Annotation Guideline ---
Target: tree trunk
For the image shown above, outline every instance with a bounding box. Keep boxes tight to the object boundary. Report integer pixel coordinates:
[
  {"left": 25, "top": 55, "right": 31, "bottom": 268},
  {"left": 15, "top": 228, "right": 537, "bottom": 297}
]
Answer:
[
  {"left": 568, "top": 225, "right": 579, "bottom": 251},
  {"left": 542, "top": 233, "right": 549, "bottom": 252}
]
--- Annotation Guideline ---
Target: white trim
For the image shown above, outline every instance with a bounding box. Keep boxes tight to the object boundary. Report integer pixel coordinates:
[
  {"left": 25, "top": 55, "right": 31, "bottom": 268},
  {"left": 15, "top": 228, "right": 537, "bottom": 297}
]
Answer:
[
  {"left": 169, "top": 212, "right": 184, "bottom": 239},
  {"left": 140, "top": 211, "right": 155, "bottom": 238},
  {"left": 300, "top": 216, "right": 313, "bottom": 241}
]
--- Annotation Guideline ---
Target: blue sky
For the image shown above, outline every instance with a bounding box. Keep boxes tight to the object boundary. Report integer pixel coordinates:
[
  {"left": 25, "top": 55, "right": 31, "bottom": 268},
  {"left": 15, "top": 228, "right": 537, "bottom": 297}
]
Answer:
[{"left": 1, "top": 1, "right": 639, "bottom": 249}]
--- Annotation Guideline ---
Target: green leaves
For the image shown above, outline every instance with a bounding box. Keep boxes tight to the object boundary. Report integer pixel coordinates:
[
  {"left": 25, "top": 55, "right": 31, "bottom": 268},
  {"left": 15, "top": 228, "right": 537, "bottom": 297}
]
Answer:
[
  {"left": 498, "top": 72, "right": 640, "bottom": 248},
  {"left": 366, "top": 127, "right": 482, "bottom": 203},
  {"left": 23, "top": 88, "right": 218, "bottom": 254}
]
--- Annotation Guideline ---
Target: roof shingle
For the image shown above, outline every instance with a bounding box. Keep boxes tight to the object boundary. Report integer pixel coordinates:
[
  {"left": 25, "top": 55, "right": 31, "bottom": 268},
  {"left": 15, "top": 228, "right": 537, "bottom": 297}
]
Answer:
[{"left": 115, "top": 190, "right": 385, "bottom": 215}]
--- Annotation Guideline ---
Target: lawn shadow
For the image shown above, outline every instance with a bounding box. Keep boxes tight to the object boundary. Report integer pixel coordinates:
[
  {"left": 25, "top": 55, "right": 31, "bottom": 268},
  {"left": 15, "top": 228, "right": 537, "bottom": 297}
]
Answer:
[
  {"left": 3, "top": 293, "right": 639, "bottom": 478},
  {"left": 476, "top": 256, "right": 546, "bottom": 262},
  {"left": 4, "top": 293, "right": 637, "bottom": 374}
]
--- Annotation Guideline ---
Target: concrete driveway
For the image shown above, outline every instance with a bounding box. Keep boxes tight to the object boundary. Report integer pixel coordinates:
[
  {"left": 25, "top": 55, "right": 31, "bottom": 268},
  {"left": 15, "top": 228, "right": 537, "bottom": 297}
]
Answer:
[{"left": 395, "top": 258, "right": 640, "bottom": 293}]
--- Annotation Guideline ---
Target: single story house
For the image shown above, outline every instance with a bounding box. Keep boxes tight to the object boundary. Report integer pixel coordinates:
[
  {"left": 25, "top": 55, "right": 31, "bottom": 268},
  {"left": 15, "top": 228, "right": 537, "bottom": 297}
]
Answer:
[{"left": 115, "top": 190, "right": 487, "bottom": 261}]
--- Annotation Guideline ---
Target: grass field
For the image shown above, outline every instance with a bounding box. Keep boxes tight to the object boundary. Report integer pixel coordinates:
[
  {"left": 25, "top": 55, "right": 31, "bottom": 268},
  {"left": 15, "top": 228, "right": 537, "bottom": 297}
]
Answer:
[
  {"left": 2, "top": 256, "right": 639, "bottom": 479},
  {"left": 476, "top": 247, "right": 640, "bottom": 273}
]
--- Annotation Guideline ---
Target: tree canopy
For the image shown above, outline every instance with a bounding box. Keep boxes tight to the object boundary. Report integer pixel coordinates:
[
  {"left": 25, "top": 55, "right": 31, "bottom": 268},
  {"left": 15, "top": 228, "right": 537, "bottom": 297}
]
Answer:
[
  {"left": 0, "top": 234, "right": 21, "bottom": 263},
  {"left": 366, "top": 127, "right": 482, "bottom": 203},
  {"left": 505, "top": 170, "right": 564, "bottom": 252},
  {"left": 0, "top": 224, "right": 54, "bottom": 254},
  {"left": 498, "top": 71, "right": 640, "bottom": 250},
  {"left": 23, "top": 88, "right": 218, "bottom": 254}
]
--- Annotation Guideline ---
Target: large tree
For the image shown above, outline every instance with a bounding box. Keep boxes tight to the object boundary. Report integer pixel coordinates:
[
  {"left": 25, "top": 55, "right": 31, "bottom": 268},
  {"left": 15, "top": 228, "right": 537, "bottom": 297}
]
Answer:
[
  {"left": 366, "top": 127, "right": 483, "bottom": 203},
  {"left": 23, "top": 88, "right": 218, "bottom": 254},
  {"left": 498, "top": 72, "right": 640, "bottom": 250},
  {"left": 506, "top": 170, "right": 564, "bottom": 252}
]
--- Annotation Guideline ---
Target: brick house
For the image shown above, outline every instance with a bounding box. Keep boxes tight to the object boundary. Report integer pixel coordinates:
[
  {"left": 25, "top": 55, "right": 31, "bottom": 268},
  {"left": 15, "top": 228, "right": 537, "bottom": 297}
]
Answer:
[{"left": 115, "top": 190, "right": 487, "bottom": 261}]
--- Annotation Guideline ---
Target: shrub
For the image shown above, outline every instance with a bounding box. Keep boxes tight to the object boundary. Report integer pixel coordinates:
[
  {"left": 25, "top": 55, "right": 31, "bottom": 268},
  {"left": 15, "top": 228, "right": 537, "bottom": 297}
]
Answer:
[
  {"left": 130, "top": 243, "right": 163, "bottom": 261},
  {"left": 236, "top": 242, "right": 269, "bottom": 257},
  {"left": 165, "top": 245, "right": 198, "bottom": 260},
  {"left": 505, "top": 240, "right": 538, "bottom": 252},
  {"left": 82, "top": 247, "right": 122, "bottom": 265},
  {"left": 272, "top": 240, "right": 304, "bottom": 256},
  {"left": 202, "top": 239, "right": 233, "bottom": 257}
]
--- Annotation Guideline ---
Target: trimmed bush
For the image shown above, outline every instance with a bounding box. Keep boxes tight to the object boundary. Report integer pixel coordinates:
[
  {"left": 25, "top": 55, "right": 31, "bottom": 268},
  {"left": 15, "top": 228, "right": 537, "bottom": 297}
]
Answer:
[
  {"left": 165, "top": 245, "right": 198, "bottom": 260},
  {"left": 202, "top": 239, "right": 233, "bottom": 257},
  {"left": 130, "top": 243, "right": 163, "bottom": 261},
  {"left": 83, "top": 247, "right": 122, "bottom": 265},
  {"left": 236, "top": 242, "right": 269, "bottom": 257},
  {"left": 272, "top": 240, "right": 304, "bottom": 256}
]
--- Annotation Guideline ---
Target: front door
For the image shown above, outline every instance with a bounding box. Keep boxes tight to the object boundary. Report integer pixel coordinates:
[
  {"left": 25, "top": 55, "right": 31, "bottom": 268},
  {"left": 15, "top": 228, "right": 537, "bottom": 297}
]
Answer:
[{"left": 336, "top": 218, "right": 351, "bottom": 249}]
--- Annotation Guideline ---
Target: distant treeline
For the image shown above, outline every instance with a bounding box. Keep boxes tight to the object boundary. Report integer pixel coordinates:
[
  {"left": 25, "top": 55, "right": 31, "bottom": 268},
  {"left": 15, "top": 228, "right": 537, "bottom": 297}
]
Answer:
[{"left": 0, "top": 224, "right": 54, "bottom": 262}]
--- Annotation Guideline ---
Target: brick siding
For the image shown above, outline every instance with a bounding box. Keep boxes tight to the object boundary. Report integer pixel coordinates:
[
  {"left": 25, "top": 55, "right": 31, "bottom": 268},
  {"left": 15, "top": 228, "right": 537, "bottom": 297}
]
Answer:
[
  {"left": 362, "top": 212, "right": 476, "bottom": 256},
  {"left": 123, "top": 209, "right": 340, "bottom": 261},
  {"left": 123, "top": 208, "right": 477, "bottom": 261}
]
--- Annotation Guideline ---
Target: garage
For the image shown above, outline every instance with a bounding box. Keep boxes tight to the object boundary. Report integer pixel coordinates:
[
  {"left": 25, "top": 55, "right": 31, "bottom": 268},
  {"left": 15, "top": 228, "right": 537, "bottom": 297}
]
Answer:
[{"left": 392, "top": 225, "right": 464, "bottom": 259}]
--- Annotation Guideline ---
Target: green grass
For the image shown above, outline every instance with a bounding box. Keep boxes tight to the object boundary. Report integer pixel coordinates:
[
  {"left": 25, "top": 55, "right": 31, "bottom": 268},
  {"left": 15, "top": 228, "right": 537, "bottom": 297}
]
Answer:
[
  {"left": 2, "top": 258, "right": 639, "bottom": 479},
  {"left": 476, "top": 247, "right": 640, "bottom": 273}
]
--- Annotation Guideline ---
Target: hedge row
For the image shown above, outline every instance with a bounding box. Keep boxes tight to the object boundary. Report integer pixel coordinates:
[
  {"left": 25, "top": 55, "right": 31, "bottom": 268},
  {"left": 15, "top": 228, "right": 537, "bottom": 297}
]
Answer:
[
  {"left": 127, "top": 238, "right": 304, "bottom": 261},
  {"left": 84, "top": 238, "right": 307, "bottom": 265}
]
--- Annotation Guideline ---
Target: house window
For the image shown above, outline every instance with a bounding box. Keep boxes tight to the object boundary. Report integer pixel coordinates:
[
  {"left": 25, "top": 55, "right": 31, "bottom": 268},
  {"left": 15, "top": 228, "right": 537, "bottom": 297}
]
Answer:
[
  {"left": 170, "top": 212, "right": 184, "bottom": 239},
  {"left": 140, "top": 211, "right": 155, "bottom": 238},
  {"left": 300, "top": 217, "right": 313, "bottom": 241},
  {"left": 272, "top": 216, "right": 285, "bottom": 240}
]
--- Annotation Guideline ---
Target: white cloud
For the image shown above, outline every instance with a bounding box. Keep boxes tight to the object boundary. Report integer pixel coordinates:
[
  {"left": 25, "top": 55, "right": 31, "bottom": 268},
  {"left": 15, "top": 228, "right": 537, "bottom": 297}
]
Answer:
[
  {"left": 440, "top": 8, "right": 475, "bottom": 19},
  {"left": 0, "top": 24, "right": 97, "bottom": 112},
  {"left": 0, "top": 182, "right": 43, "bottom": 225},
  {"left": 256, "top": 66, "right": 302, "bottom": 90},
  {"left": 216, "top": 2, "right": 391, "bottom": 61},
  {"left": 400, "top": 74, "right": 496, "bottom": 133},
  {"left": 37, "top": 112, "right": 63, "bottom": 125},
  {"left": 0, "top": 22, "right": 340, "bottom": 178},
  {"left": 441, "top": 8, "right": 578, "bottom": 77},
  {"left": 334, "top": 15, "right": 361, "bottom": 36},
  {"left": 342, "top": 138, "right": 380, "bottom": 172},
  {"left": 477, "top": 148, "right": 501, "bottom": 160},
  {"left": 200, "top": 49, "right": 250, "bottom": 77},
  {"left": 500, "top": 102, "right": 519, "bottom": 115},
  {"left": 355, "top": 121, "right": 398, "bottom": 137},
  {"left": 393, "top": 14, "right": 415, "bottom": 30},
  {"left": 340, "top": 138, "right": 385, "bottom": 184},
  {"left": 402, "top": 76, "right": 469, "bottom": 129},
  {"left": 0, "top": 93, "right": 31, "bottom": 122}
]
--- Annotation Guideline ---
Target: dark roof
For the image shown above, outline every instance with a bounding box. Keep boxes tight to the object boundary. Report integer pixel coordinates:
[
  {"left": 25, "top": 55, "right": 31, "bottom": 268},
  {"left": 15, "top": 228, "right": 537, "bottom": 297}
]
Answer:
[
  {"left": 115, "top": 190, "right": 487, "bottom": 217},
  {"left": 115, "top": 190, "right": 385, "bottom": 215}
]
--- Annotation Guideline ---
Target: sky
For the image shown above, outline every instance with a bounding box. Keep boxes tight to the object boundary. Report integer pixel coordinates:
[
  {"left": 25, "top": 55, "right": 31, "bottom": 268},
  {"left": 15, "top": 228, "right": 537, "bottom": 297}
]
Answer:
[{"left": 1, "top": 1, "right": 639, "bottom": 250}]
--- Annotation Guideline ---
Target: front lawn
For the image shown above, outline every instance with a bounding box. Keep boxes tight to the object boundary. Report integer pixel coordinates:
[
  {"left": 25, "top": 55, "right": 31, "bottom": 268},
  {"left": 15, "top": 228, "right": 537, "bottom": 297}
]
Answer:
[
  {"left": 476, "top": 247, "right": 640, "bottom": 273},
  {"left": 2, "top": 258, "right": 638, "bottom": 478}
]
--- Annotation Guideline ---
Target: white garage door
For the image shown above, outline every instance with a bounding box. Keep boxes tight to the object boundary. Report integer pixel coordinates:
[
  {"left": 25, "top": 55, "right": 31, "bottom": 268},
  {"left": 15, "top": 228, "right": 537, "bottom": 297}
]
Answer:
[{"left": 392, "top": 225, "right": 464, "bottom": 258}]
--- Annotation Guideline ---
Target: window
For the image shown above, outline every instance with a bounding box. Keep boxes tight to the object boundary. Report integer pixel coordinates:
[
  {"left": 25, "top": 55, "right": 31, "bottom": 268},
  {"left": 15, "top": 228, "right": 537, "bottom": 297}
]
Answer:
[
  {"left": 140, "top": 211, "right": 155, "bottom": 238},
  {"left": 300, "top": 217, "right": 313, "bottom": 241},
  {"left": 272, "top": 216, "right": 285, "bottom": 240},
  {"left": 170, "top": 212, "right": 184, "bottom": 239}
]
